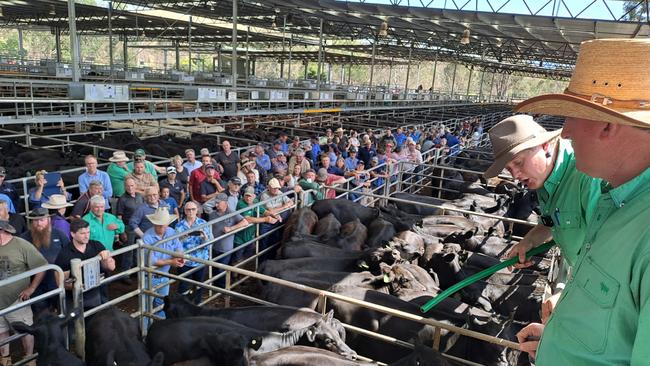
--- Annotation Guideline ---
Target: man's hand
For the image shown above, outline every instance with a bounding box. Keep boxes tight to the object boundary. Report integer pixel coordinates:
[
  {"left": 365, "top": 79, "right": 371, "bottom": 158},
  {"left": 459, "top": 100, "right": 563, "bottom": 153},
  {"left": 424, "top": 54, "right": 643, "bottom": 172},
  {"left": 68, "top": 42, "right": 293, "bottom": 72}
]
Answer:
[
  {"left": 19, "top": 286, "right": 36, "bottom": 301},
  {"left": 98, "top": 250, "right": 111, "bottom": 261},
  {"left": 503, "top": 239, "right": 534, "bottom": 270},
  {"left": 542, "top": 292, "right": 561, "bottom": 324},
  {"left": 516, "top": 323, "right": 544, "bottom": 359},
  {"left": 107, "top": 223, "right": 118, "bottom": 231},
  {"left": 223, "top": 226, "right": 232, "bottom": 233},
  {"left": 170, "top": 257, "right": 185, "bottom": 267},
  {"left": 266, "top": 216, "right": 278, "bottom": 224}
]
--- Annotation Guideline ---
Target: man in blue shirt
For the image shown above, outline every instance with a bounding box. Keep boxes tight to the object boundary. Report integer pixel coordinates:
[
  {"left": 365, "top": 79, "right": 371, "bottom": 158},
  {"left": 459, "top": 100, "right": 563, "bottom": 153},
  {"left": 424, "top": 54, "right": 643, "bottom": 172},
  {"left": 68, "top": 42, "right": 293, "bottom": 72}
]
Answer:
[
  {"left": 175, "top": 201, "right": 212, "bottom": 304},
  {"left": 254, "top": 144, "right": 272, "bottom": 173},
  {"left": 143, "top": 208, "right": 182, "bottom": 317},
  {"left": 129, "top": 186, "right": 170, "bottom": 239},
  {"left": 344, "top": 148, "right": 360, "bottom": 172},
  {"left": 310, "top": 136, "right": 321, "bottom": 166},
  {"left": 78, "top": 155, "right": 112, "bottom": 208},
  {"left": 0, "top": 167, "right": 18, "bottom": 209},
  {"left": 182, "top": 149, "right": 203, "bottom": 175},
  {"left": 394, "top": 127, "right": 407, "bottom": 148},
  {"left": 279, "top": 133, "right": 289, "bottom": 154},
  {"left": 358, "top": 137, "right": 376, "bottom": 166}
]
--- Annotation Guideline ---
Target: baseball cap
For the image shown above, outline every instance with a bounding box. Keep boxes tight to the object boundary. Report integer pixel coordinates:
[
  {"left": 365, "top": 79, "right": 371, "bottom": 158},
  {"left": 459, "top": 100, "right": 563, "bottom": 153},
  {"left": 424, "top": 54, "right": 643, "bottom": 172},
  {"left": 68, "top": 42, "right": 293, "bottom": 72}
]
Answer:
[
  {"left": 268, "top": 178, "right": 281, "bottom": 189},
  {"left": 243, "top": 186, "right": 256, "bottom": 196},
  {"left": 215, "top": 193, "right": 228, "bottom": 203},
  {"left": 166, "top": 166, "right": 177, "bottom": 174},
  {"left": 134, "top": 149, "right": 146, "bottom": 157},
  {"left": 229, "top": 177, "right": 242, "bottom": 185}
]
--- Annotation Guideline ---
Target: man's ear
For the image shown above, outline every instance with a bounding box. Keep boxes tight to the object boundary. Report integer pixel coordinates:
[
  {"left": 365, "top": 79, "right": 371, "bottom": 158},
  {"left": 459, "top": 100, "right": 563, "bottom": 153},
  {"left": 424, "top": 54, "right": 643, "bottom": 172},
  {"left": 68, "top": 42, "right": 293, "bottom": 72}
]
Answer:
[{"left": 599, "top": 122, "right": 621, "bottom": 140}]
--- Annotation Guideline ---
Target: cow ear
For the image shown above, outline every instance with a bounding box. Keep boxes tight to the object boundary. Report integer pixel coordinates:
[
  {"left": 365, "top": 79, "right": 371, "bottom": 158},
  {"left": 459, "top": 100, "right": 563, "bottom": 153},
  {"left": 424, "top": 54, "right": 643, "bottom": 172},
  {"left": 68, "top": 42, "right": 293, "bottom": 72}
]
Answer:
[
  {"left": 323, "top": 310, "right": 334, "bottom": 322},
  {"left": 305, "top": 326, "right": 317, "bottom": 342},
  {"left": 11, "top": 322, "right": 35, "bottom": 334}
]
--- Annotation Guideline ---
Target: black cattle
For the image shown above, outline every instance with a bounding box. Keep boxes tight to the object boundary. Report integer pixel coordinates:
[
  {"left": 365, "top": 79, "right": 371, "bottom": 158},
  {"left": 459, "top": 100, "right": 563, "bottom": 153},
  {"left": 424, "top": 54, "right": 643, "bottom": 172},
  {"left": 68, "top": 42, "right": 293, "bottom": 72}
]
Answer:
[
  {"left": 365, "top": 217, "right": 396, "bottom": 249},
  {"left": 249, "top": 346, "right": 374, "bottom": 366},
  {"left": 378, "top": 205, "right": 421, "bottom": 232},
  {"left": 313, "top": 213, "right": 341, "bottom": 243},
  {"left": 259, "top": 257, "right": 362, "bottom": 278},
  {"left": 106, "top": 350, "right": 164, "bottom": 366},
  {"left": 11, "top": 310, "right": 84, "bottom": 366},
  {"left": 311, "top": 199, "right": 379, "bottom": 226},
  {"left": 282, "top": 207, "right": 319, "bottom": 242},
  {"left": 163, "top": 296, "right": 355, "bottom": 359},
  {"left": 328, "top": 219, "right": 367, "bottom": 251},
  {"left": 390, "top": 343, "right": 454, "bottom": 366},
  {"left": 85, "top": 306, "right": 151, "bottom": 366},
  {"left": 391, "top": 193, "right": 445, "bottom": 216},
  {"left": 279, "top": 240, "right": 364, "bottom": 259},
  {"left": 146, "top": 317, "right": 317, "bottom": 366}
]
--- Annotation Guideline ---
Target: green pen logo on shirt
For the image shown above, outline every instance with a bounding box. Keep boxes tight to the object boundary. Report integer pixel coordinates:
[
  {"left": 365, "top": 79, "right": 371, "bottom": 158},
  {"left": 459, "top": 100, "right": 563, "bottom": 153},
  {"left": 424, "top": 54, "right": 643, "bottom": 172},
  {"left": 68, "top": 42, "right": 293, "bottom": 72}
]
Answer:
[{"left": 601, "top": 282, "right": 609, "bottom": 294}]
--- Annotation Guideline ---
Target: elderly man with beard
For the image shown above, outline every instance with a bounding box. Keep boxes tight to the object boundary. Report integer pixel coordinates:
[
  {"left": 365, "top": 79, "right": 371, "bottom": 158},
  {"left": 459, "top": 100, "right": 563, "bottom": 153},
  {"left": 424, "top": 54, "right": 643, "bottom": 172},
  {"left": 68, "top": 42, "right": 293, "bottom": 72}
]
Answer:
[
  {"left": 20, "top": 208, "right": 69, "bottom": 315},
  {"left": 83, "top": 195, "right": 124, "bottom": 252},
  {"left": 0, "top": 221, "right": 47, "bottom": 366}
]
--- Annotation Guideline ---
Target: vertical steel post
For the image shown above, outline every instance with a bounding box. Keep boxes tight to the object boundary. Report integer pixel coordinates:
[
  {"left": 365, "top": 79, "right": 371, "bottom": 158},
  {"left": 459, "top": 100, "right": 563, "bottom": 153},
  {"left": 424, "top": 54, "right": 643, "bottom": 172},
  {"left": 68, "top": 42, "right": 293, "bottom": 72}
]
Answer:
[
  {"left": 368, "top": 40, "right": 376, "bottom": 106},
  {"left": 174, "top": 40, "right": 180, "bottom": 71},
  {"left": 280, "top": 15, "right": 286, "bottom": 78},
  {"left": 316, "top": 18, "right": 324, "bottom": 104},
  {"left": 231, "top": 0, "right": 238, "bottom": 112},
  {"left": 450, "top": 62, "right": 458, "bottom": 98},
  {"left": 466, "top": 66, "right": 473, "bottom": 99},
  {"left": 431, "top": 54, "right": 438, "bottom": 92},
  {"left": 108, "top": 1, "right": 114, "bottom": 80},
  {"left": 478, "top": 69, "right": 485, "bottom": 101},
  {"left": 188, "top": 16, "right": 192, "bottom": 73},
  {"left": 245, "top": 26, "right": 250, "bottom": 84},
  {"left": 404, "top": 44, "right": 413, "bottom": 98},
  {"left": 55, "top": 27, "right": 62, "bottom": 62},
  {"left": 67, "top": 0, "right": 81, "bottom": 82},
  {"left": 70, "top": 259, "right": 85, "bottom": 359}
]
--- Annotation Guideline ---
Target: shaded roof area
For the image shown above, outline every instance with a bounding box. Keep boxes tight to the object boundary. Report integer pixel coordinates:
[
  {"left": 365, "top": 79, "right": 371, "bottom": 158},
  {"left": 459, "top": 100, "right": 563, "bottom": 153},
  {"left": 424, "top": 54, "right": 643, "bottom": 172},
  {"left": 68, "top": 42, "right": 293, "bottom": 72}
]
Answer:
[
  {"left": 245, "top": 50, "right": 406, "bottom": 65},
  {"left": 0, "top": 0, "right": 284, "bottom": 43}
]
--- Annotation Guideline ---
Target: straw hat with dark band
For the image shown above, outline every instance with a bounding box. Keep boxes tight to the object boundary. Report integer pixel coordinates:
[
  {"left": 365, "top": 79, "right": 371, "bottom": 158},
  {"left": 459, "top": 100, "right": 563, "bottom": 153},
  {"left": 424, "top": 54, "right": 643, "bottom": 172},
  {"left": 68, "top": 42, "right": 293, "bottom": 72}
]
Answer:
[
  {"left": 484, "top": 115, "right": 561, "bottom": 178},
  {"left": 516, "top": 39, "right": 650, "bottom": 128}
]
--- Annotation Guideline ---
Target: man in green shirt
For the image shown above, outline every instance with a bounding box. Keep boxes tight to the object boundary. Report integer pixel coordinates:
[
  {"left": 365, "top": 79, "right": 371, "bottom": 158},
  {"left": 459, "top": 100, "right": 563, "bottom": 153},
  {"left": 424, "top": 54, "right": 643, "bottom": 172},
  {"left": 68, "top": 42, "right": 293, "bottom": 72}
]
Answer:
[
  {"left": 127, "top": 149, "right": 165, "bottom": 180},
  {"left": 107, "top": 150, "right": 131, "bottom": 198},
  {"left": 233, "top": 187, "right": 277, "bottom": 263},
  {"left": 514, "top": 38, "right": 650, "bottom": 365},
  {"left": 82, "top": 195, "right": 125, "bottom": 251},
  {"left": 0, "top": 220, "right": 47, "bottom": 365}
]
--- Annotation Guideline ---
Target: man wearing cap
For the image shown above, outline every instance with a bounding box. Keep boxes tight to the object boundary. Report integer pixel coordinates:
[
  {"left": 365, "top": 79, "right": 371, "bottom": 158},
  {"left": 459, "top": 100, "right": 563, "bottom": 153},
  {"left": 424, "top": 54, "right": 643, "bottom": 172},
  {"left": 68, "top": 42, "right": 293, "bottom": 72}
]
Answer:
[
  {"left": 208, "top": 193, "right": 248, "bottom": 274},
  {"left": 0, "top": 220, "right": 47, "bottom": 365},
  {"left": 238, "top": 157, "right": 260, "bottom": 183},
  {"left": 107, "top": 151, "right": 131, "bottom": 198},
  {"left": 203, "top": 177, "right": 241, "bottom": 214},
  {"left": 71, "top": 180, "right": 105, "bottom": 219},
  {"left": 55, "top": 219, "right": 114, "bottom": 312},
  {"left": 20, "top": 208, "right": 69, "bottom": 315},
  {"left": 234, "top": 187, "right": 277, "bottom": 263},
  {"left": 127, "top": 149, "right": 165, "bottom": 179},
  {"left": 259, "top": 179, "right": 293, "bottom": 258},
  {"left": 199, "top": 164, "right": 224, "bottom": 205},
  {"left": 83, "top": 195, "right": 125, "bottom": 252},
  {"left": 288, "top": 148, "right": 311, "bottom": 176},
  {"left": 160, "top": 166, "right": 185, "bottom": 206},
  {"left": 403, "top": 138, "right": 423, "bottom": 173},
  {"left": 129, "top": 186, "right": 170, "bottom": 239},
  {"left": 125, "top": 160, "right": 156, "bottom": 195},
  {"left": 189, "top": 155, "right": 217, "bottom": 202},
  {"left": 369, "top": 156, "right": 388, "bottom": 190},
  {"left": 215, "top": 140, "right": 240, "bottom": 181},
  {"left": 344, "top": 147, "right": 360, "bottom": 172},
  {"left": 0, "top": 167, "right": 19, "bottom": 210},
  {"left": 508, "top": 39, "right": 650, "bottom": 365},
  {"left": 271, "top": 152, "right": 288, "bottom": 176},
  {"left": 142, "top": 208, "right": 183, "bottom": 316},
  {"left": 182, "top": 149, "right": 202, "bottom": 175}
]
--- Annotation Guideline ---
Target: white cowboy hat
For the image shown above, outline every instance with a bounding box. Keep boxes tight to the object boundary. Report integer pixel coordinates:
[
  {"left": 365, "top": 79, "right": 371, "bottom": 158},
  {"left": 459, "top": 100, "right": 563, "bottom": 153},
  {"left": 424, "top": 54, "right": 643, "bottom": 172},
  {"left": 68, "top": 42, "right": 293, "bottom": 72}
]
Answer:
[
  {"left": 516, "top": 39, "right": 650, "bottom": 128},
  {"left": 146, "top": 207, "right": 177, "bottom": 226},
  {"left": 42, "top": 194, "right": 73, "bottom": 209},
  {"left": 109, "top": 151, "right": 130, "bottom": 162}
]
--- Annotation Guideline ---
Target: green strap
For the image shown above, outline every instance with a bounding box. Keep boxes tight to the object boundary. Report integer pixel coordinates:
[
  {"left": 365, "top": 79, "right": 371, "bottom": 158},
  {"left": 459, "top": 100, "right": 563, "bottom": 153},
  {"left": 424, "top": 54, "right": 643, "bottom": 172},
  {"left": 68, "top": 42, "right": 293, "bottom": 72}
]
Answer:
[{"left": 420, "top": 241, "right": 556, "bottom": 313}]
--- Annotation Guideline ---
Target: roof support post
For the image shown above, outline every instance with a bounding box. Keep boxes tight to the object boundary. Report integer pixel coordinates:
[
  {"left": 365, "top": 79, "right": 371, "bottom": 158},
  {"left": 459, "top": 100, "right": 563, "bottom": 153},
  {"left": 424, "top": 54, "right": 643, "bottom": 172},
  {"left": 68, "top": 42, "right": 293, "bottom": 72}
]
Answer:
[
  {"left": 450, "top": 62, "right": 458, "bottom": 98},
  {"left": 245, "top": 26, "right": 250, "bottom": 84},
  {"left": 174, "top": 40, "right": 180, "bottom": 71},
  {"left": 280, "top": 15, "right": 286, "bottom": 78},
  {"left": 404, "top": 43, "right": 413, "bottom": 98},
  {"left": 316, "top": 18, "right": 324, "bottom": 106},
  {"left": 288, "top": 34, "right": 293, "bottom": 84},
  {"left": 18, "top": 28, "right": 23, "bottom": 64},
  {"left": 347, "top": 63, "right": 351, "bottom": 85},
  {"left": 231, "top": 0, "right": 238, "bottom": 112},
  {"left": 55, "top": 27, "right": 62, "bottom": 63},
  {"left": 431, "top": 54, "right": 438, "bottom": 93},
  {"left": 388, "top": 58, "right": 393, "bottom": 87},
  {"left": 188, "top": 15, "right": 192, "bottom": 73},
  {"left": 123, "top": 35, "right": 129, "bottom": 70},
  {"left": 108, "top": 1, "right": 114, "bottom": 80},
  {"left": 466, "top": 66, "right": 473, "bottom": 99},
  {"left": 67, "top": 0, "right": 81, "bottom": 82},
  {"left": 303, "top": 61, "right": 308, "bottom": 79},
  {"left": 368, "top": 39, "right": 376, "bottom": 106},
  {"left": 478, "top": 69, "right": 485, "bottom": 101},
  {"left": 489, "top": 72, "right": 496, "bottom": 102}
]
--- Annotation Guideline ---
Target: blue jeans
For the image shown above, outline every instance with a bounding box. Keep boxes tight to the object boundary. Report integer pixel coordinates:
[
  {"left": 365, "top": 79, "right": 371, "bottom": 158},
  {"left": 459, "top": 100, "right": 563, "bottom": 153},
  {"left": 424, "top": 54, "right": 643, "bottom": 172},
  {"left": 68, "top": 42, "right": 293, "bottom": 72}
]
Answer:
[{"left": 151, "top": 275, "right": 170, "bottom": 319}]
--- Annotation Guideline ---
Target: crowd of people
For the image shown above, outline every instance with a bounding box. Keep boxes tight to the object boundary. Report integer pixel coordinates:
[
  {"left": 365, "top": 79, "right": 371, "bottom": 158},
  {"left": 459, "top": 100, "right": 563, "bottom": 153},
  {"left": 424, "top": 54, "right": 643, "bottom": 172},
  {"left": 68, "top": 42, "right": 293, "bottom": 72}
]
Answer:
[{"left": 0, "top": 122, "right": 483, "bottom": 364}]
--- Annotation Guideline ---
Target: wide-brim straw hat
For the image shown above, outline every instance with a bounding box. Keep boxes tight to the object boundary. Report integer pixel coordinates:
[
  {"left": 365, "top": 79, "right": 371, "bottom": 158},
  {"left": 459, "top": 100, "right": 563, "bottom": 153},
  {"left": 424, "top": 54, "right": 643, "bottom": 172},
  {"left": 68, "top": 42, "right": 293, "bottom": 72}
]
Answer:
[
  {"left": 516, "top": 39, "right": 650, "bottom": 128},
  {"left": 484, "top": 115, "right": 561, "bottom": 178},
  {"left": 146, "top": 207, "right": 178, "bottom": 226},
  {"left": 109, "top": 150, "right": 130, "bottom": 162},
  {"left": 42, "top": 194, "right": 73, "bottom": 209}
]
